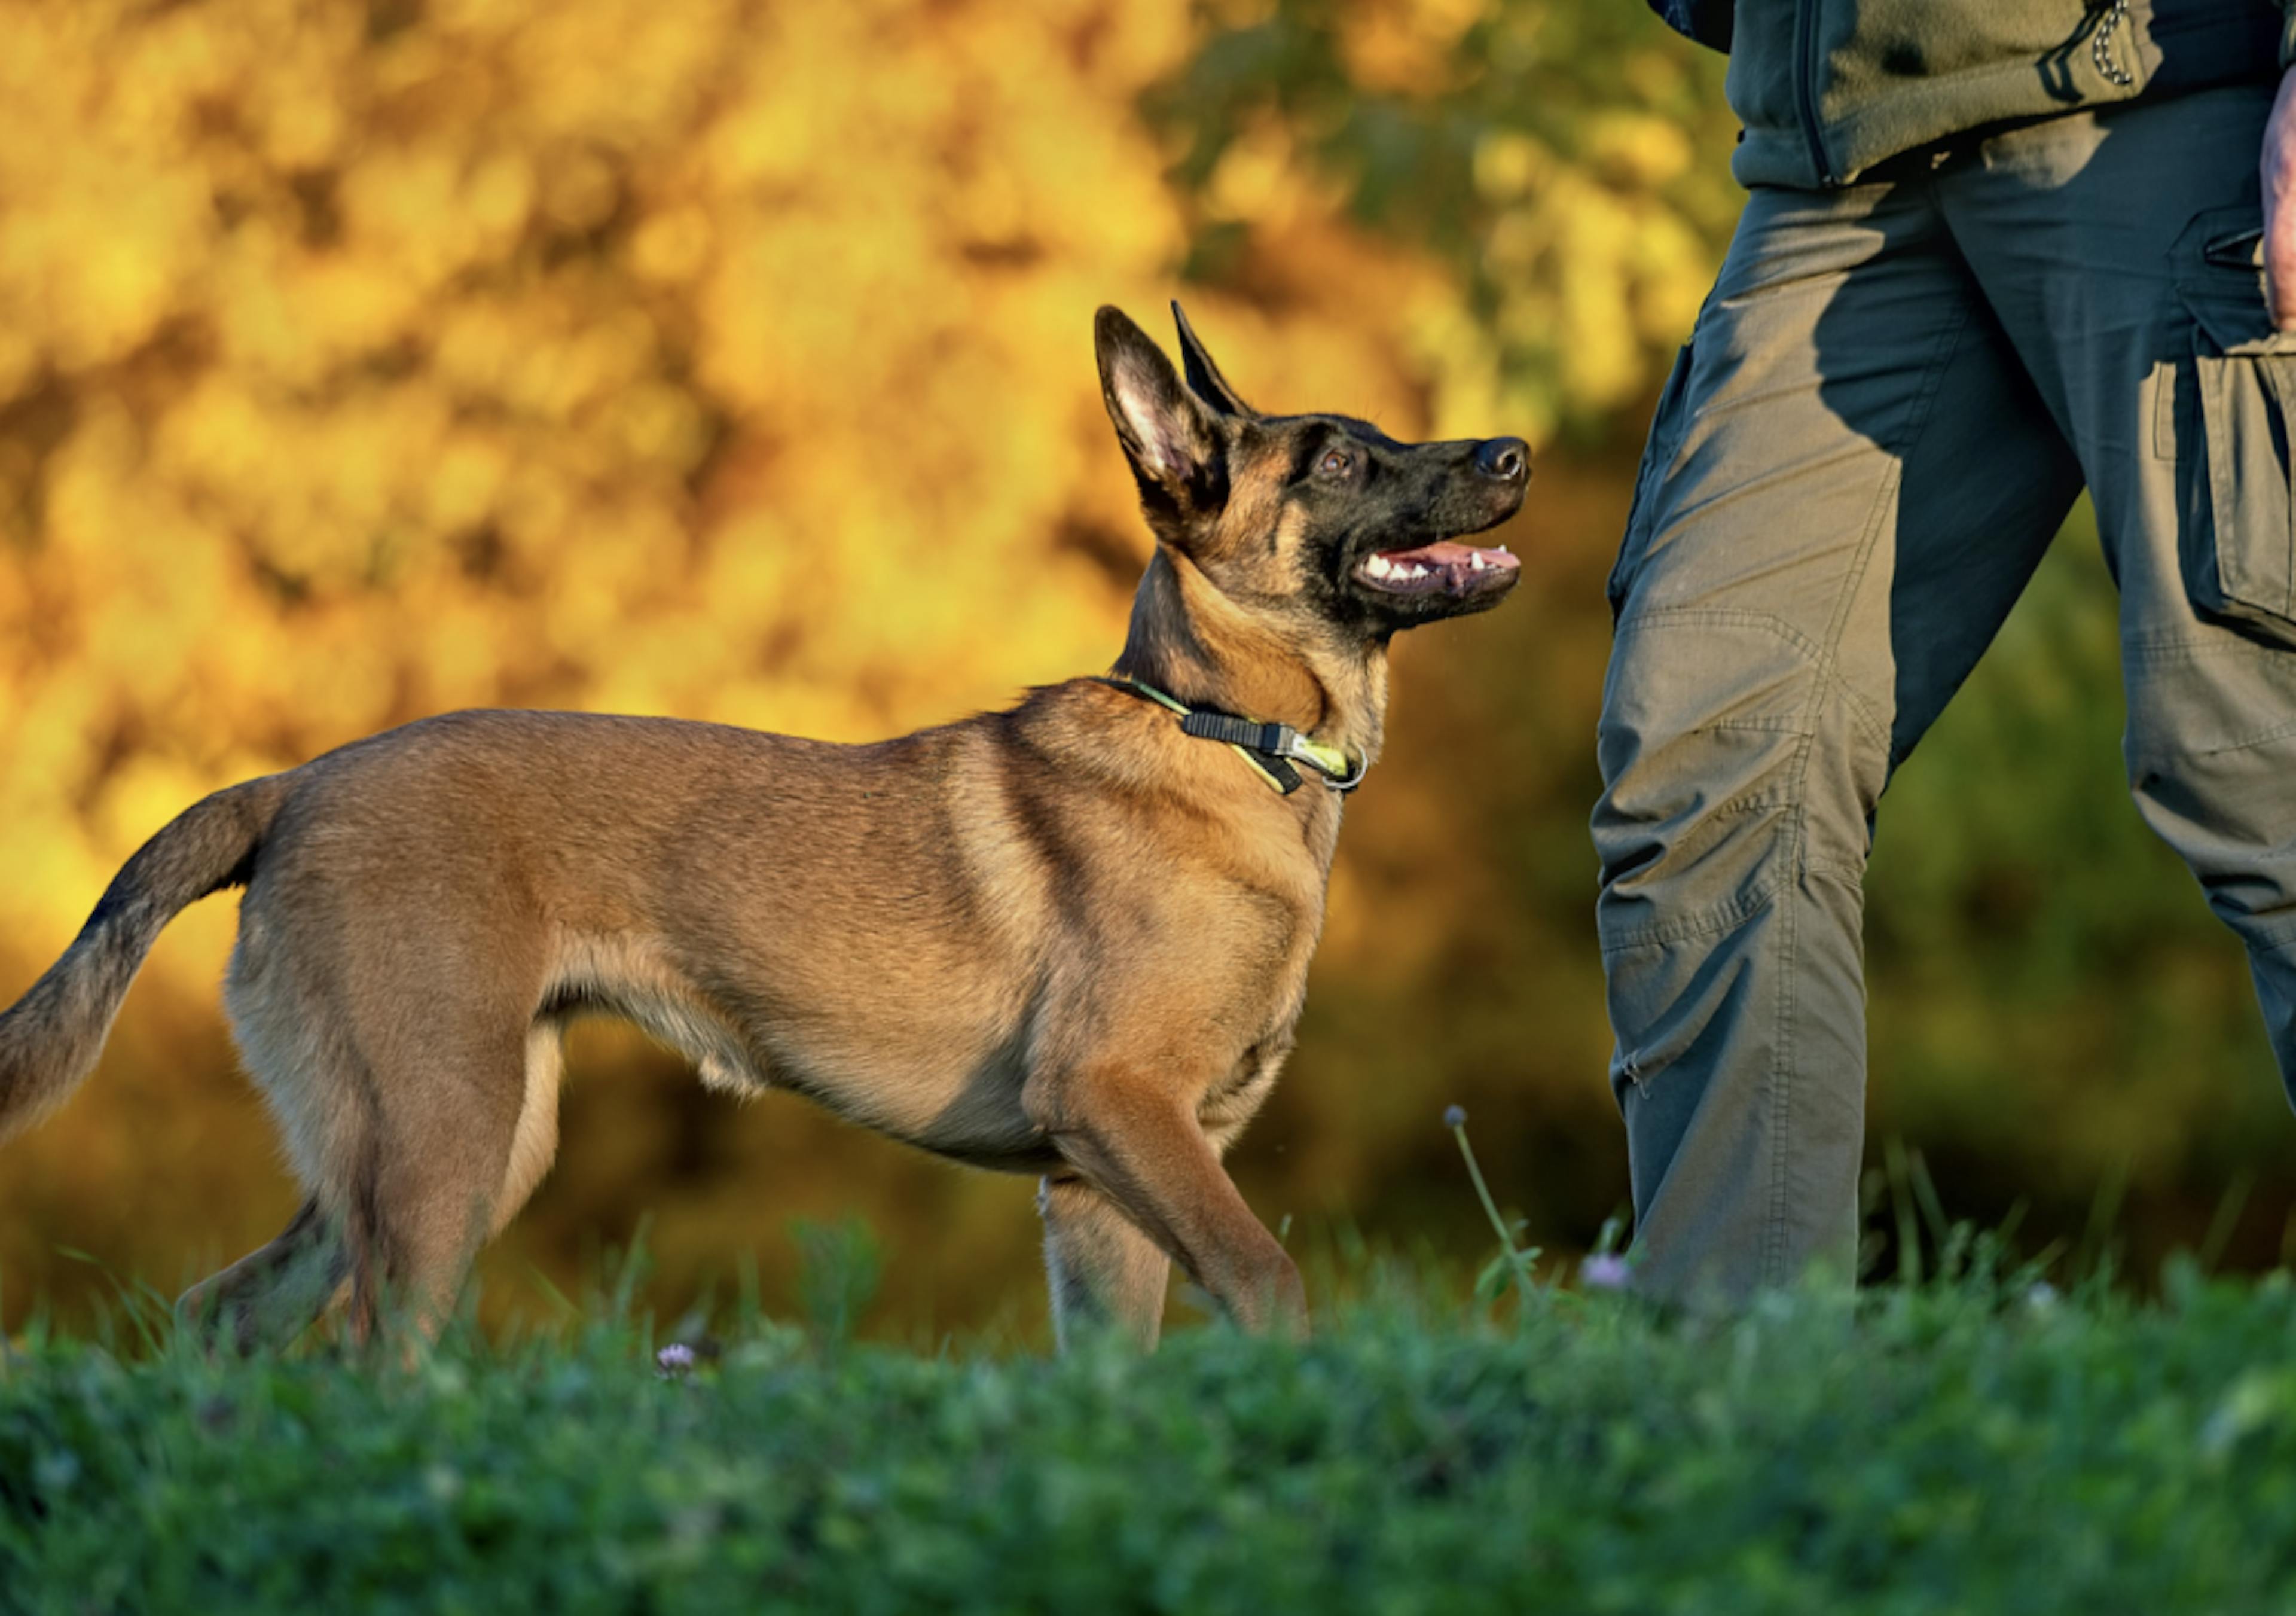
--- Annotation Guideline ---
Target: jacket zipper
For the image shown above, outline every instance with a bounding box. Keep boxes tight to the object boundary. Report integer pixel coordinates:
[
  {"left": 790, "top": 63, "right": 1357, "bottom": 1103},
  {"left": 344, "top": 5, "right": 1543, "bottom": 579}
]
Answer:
[{"left": 1791, "top": 0, "right": 1837, "bottom": 187}]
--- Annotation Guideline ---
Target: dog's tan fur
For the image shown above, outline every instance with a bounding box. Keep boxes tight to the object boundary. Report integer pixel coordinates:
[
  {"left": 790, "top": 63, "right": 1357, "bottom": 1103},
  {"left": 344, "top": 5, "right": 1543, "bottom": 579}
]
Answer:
[{"left": 0, "top": 306, "right": 1524, "bottom": 1351}]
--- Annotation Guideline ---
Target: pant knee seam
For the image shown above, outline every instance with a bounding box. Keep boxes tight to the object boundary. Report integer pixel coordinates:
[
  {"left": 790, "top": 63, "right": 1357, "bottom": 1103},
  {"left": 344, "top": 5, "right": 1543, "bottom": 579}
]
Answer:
[
  {"left": 1764, "top": 804, "right": 1805, "bottom": 1287},
  {"left": 1613, "top": 605, "right": 1827, "bottom": 664},
  {"left": 2245, "top": 924, "right": 2296, "bottom": 956},
  {"left": 1600, "top": 859, "right": 1790, "bottom": 953}
]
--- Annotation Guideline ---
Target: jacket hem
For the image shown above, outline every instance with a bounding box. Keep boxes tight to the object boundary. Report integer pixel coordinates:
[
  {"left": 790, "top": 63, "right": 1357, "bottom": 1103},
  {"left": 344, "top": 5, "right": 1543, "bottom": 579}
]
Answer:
[{"left": 1730, "top": 7, "right": 2282, "bottom": 190}]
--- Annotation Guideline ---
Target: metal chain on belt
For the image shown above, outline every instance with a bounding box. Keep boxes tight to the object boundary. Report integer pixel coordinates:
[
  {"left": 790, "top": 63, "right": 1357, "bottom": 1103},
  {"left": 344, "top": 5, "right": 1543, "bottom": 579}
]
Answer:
[{"left": 2090, "top": 0, "right": 2134, "bottom": 89}]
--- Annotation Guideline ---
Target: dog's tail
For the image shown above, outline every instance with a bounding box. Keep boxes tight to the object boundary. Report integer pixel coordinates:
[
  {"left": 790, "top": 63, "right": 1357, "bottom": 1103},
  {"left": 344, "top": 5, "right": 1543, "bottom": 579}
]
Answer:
[{"left": 0, "top": 775, "right": 288, "bottom": 1143}]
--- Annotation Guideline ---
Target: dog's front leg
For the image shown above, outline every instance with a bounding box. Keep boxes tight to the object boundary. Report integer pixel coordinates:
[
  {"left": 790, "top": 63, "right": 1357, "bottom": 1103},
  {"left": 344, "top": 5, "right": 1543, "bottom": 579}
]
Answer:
[
  {"left": 1028, "top": 1071, "right": 1306, "bottom": 1341},
  {"left": 1037, "top": 1174, "right": 1170, "bottom": 1352}
]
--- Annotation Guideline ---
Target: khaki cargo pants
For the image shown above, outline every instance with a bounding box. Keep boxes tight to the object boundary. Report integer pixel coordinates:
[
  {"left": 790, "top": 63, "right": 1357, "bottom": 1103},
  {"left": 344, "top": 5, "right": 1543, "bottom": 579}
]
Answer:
[{"left": 1596, "top": 83, "right": 2296, "bottom": 1303}]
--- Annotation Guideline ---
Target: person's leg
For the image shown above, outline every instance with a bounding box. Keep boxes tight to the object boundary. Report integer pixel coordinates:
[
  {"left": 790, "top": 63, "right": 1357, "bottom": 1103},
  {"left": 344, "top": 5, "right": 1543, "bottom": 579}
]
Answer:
[
  {"left": 1597, "top": 175, "right": 2083, "bottom": 1304},
  {"left": 1943, "top": 84, "right": 2296, "bottom": 1097}
]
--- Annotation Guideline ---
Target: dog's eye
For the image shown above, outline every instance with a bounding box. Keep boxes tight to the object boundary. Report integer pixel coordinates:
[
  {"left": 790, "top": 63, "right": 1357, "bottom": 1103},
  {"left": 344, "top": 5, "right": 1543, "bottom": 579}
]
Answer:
[{"left": 1316, "top": 448, "right": 1353, "bottom": 477}]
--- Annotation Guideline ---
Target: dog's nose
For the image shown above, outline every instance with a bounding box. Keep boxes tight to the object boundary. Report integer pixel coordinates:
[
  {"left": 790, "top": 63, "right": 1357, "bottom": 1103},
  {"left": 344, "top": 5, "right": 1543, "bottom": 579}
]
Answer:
[{"left": 1475, "top": 437, "right": 1529, "bottom": 483}]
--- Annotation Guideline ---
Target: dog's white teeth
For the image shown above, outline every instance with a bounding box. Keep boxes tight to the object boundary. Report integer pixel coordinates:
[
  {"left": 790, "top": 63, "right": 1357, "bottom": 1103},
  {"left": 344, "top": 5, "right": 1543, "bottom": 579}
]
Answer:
[
  {"left": 1468, "top": 553, "right": 1487, "bottom": 572},
  {"left": 1366, "top": 553, "right": 1440, "bottom": 584}
]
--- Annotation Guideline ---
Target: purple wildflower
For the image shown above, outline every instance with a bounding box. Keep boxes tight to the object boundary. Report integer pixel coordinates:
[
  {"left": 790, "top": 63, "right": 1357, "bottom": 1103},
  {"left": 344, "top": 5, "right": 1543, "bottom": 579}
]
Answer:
[
  {"left": 1580, "top": 1254, "right": 1632, "bottom": 1291},
  {"left": 1443, "top": 1105, "right": 1468, "bottom": 1130},
  {"left": 656, "top": 1342, "right": 699, "bottom": 1378}
]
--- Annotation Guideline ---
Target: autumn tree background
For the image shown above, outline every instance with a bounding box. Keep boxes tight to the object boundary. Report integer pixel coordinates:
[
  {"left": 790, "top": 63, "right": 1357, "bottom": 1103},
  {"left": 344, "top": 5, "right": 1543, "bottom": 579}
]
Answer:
[{"left": 4, "top": 0, "right": 2293, "bottom": 1338}]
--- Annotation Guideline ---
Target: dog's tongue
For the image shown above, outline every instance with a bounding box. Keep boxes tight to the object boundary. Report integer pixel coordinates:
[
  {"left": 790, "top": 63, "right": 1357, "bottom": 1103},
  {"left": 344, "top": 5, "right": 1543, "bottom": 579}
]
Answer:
[{"left": 1385, "top": 540, "right": 1518, "bottom": 571}]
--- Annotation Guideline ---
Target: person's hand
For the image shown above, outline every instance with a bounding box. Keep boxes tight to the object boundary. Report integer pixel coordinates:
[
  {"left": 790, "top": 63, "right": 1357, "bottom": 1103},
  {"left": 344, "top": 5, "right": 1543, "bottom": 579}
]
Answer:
[{"left": 2268, "top": 65, "right": 2296, "bottom": 331}]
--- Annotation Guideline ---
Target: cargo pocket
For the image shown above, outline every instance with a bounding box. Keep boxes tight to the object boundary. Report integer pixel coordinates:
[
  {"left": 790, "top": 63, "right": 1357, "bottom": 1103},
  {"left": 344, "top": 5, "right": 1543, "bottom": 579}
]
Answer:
[
  {"left": 2174, "top": 208, "right": 2296, "bottom": 648},
  {"left": 1608, "top": 339, "right": 1699, "bottom": 622}
]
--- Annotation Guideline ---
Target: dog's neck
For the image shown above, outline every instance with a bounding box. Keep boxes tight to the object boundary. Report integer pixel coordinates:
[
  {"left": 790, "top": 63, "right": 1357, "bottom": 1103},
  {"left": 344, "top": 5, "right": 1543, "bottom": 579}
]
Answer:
[{"left": 1110, "top": 547, "right": 1388, "bottom": 769}]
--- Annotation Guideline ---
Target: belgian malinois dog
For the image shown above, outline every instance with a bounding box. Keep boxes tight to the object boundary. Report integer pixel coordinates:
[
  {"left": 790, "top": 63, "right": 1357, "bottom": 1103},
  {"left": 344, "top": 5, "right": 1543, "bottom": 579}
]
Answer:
[{"left": 0, "top": 306, "right": 1526, "bottom": 1352}]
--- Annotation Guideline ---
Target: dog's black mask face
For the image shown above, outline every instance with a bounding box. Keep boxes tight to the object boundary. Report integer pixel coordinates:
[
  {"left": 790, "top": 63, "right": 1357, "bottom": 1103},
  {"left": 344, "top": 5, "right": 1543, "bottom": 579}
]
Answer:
[{"left": 1095, "top": 304, "right": 1528, "bottom": 642}]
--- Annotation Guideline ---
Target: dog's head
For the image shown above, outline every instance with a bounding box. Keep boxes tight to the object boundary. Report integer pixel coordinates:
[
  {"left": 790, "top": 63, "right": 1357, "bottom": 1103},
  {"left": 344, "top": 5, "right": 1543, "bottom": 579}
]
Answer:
[{"left": 1095, "top": 304, "right": 1526, "bottom": 642}]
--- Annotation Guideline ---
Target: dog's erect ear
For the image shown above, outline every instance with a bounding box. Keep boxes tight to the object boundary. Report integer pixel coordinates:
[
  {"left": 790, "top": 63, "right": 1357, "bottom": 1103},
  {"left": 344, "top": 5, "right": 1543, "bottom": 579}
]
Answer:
[
  {"left": 1170, "top": 301, "right": 1254, "bottom": 419},
  {"left": 1095, "top": 306, "right": 1227, "bottom": 530}
]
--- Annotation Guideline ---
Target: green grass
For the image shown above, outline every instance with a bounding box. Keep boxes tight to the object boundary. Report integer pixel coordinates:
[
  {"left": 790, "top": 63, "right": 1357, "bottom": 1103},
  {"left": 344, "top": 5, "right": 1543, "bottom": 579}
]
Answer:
[{"left": 8, "top": 1246, "right": 2296, "bottom": 1614}]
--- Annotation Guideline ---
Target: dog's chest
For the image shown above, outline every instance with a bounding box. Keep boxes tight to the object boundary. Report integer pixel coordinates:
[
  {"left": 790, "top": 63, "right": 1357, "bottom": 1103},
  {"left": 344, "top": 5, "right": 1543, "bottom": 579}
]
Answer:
[{"left": 1192, "top": 887, "right": 1324, "bottom": 1135}]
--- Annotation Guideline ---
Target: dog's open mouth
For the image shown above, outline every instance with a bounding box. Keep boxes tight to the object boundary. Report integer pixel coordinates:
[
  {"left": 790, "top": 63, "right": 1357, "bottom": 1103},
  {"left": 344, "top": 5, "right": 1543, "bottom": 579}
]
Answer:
[{"left": 1354, "top": 541, "right": 1519, "bottom": 598}]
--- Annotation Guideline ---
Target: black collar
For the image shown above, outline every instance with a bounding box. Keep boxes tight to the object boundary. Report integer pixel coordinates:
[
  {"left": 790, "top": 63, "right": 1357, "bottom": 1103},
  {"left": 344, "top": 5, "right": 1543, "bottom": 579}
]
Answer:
[{"left": 1094, "top": 676, "right": 1367, "bottom": 796}]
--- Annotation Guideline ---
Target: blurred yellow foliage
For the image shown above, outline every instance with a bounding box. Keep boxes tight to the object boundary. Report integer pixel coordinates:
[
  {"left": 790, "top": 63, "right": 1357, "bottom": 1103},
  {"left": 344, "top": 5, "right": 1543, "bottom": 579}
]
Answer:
[{"left": 0, "top": 0, "right": 1207, "bottom": 973}]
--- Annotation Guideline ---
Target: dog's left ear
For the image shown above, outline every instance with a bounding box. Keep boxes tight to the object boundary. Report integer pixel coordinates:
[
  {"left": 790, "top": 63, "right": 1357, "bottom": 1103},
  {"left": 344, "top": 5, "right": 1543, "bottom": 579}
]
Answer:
[
  {"left": 1096, "top": 306, "right": 1228, "bottom": 533},
  {"left": 1171, "top": 302, "right": 1254, "bottom": 419}
]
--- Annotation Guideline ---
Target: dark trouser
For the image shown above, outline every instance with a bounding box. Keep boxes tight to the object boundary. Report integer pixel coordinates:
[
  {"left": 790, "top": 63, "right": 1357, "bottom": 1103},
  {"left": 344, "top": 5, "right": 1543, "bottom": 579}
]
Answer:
[{"left": 1595, "top": 84, "right": 2296, "bottom": 1304}]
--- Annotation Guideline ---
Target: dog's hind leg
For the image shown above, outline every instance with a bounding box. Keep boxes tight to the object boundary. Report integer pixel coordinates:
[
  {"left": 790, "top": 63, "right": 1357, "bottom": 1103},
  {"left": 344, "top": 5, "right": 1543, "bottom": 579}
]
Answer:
[
  {"left": 323, "top": 1018, "right": 560, "bottom": 1346},
  {"left": 175, "top": 1198, "right": 349, "bottom": 1355},
  {"left": 1037, "top": 1173, "right": 1170, "bottom": 1352},
  {"left": 336, "top": 1008, "right": 533, "bottom": 1346}
]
